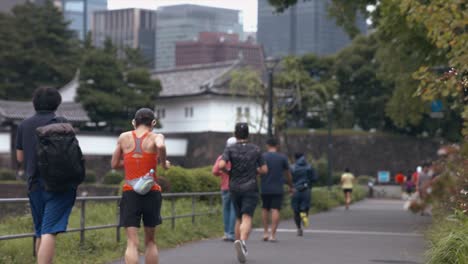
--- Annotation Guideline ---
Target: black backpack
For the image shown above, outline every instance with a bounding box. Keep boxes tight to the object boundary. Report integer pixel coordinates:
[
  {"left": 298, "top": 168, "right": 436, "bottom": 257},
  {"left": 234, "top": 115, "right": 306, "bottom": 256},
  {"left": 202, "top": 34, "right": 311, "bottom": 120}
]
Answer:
[{"left": 36, "top": 120, "right": 85, "bottom": 192}]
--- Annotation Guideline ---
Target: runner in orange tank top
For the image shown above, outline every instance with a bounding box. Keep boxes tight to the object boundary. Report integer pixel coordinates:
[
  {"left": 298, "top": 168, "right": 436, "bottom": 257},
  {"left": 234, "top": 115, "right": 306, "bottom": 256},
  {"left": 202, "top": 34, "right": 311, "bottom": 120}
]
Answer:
[
  {"left": 111, "top": 108, "right": 169, "bottom": 264},
  {"left": 122, "top": 131, "right": 161, "bottom": 192}
]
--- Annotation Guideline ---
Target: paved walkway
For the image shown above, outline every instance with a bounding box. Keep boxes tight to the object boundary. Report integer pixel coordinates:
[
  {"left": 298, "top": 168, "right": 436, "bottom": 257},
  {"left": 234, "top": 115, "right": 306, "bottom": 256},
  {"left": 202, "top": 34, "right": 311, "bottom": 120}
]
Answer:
[{"left": 111, "top": 199, "right": 431, "bottom": 264}]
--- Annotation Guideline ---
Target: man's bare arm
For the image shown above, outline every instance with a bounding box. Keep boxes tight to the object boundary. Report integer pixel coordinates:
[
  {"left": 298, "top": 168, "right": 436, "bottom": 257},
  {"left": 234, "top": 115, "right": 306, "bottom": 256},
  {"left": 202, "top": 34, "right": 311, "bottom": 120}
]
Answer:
[
  {"left": 218, "top": 159, "right": 227, "bottom": 170},
  {"left": 155, "top": 134, "right": 168, "bottom": 169},
  {"left": 111, "top": 135, "right": 123, "bottom": 169},
  {"left": 16, "top": 150, "right": 24, "bottom": 172},
  {"left": 257, "top": 164, "right": 268, "bottom": 175}
]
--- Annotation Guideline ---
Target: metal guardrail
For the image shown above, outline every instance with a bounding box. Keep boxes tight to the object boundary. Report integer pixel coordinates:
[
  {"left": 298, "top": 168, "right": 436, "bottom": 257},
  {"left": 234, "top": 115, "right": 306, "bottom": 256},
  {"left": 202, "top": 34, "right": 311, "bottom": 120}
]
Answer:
[{"left": 0, "top": 192, "right": 221, "bottom": 256}]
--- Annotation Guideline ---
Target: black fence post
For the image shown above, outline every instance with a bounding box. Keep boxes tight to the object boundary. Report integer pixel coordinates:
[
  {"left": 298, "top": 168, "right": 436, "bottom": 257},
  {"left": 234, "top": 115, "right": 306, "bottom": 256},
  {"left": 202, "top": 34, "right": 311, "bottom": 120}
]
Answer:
[
  {"left": 116, "top": 199, "right": 121, "bottom": 243},
  {"left": 32, "top": 236, "right": 36, "bottom": 257},
  {"left": 171, "top": 197, "right": 176, "bottom": 229},
  {"left": 191, "top": 196, "right": 196, "bottom": 224},
  {"left": 80, "top": 200, "right": 86, "bottom": 246}
]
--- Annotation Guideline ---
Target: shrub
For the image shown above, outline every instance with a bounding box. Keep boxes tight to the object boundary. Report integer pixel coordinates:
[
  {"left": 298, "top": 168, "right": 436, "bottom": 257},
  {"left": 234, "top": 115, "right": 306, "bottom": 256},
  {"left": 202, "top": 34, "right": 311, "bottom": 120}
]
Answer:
[
  {"left": 0, "top": 168, "right": 16, "bottom": 181},
  {"left": 356, "top": 175, "right": 375, "bottom": 185},
  {"left": 191, "top": 168, "right": 220, "bottom": 192},
  {"left": 84, "top": 170, "right": 97, "bottom": 183},
  {"left": 156, "top": 176, "right": 171, "bottom": 192},
  {"left": 103, "top": 170, "right": 124, "bottom": 185},
  {"left": 163, "top": 166, "right": 195, "bottom": 193}
]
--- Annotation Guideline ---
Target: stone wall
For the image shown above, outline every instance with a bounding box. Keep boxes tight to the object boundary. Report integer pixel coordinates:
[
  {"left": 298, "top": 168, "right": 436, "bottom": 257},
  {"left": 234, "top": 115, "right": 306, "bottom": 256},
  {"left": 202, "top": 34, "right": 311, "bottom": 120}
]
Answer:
[
  {"left": 0, "top": 132, "right": 440, "bottom": 178},
  {"left": 169, "top": 132, "right": 440, "bottom": 176}
]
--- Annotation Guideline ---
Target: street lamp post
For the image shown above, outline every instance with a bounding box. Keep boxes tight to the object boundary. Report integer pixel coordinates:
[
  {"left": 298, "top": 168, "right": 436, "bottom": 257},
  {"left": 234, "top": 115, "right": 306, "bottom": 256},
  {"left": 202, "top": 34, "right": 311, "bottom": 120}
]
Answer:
[
  {"left": 326, "top": 101, "right": 335, "bottom": 190},
  {"left": 267, "top": 69, "right": 274, "bottom": 138},
  {"left": 265, "top": 57, "right": 280, "bottom": 138}
]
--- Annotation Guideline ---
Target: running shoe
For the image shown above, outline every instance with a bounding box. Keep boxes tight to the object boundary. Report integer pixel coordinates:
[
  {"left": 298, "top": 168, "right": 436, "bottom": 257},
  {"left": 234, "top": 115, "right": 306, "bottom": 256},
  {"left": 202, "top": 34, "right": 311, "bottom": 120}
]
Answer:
[
  {"left": 300, "top": 212, "right": 309, "bottom": 227},
  {"left": 297, "top": 228, "right": 303, "bottom": 237},
  {"left": 234, "top": 240, "right": 247, "bottom": 263}
]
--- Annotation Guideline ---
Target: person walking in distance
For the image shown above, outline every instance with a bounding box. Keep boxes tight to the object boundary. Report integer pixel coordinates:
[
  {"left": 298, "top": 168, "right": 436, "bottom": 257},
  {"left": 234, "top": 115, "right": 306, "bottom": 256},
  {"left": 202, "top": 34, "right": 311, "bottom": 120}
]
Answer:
[
  {"left": 218, "top": 123, "right": 268, "bottom": 263},
  {"left": 111, "top": 108, "right": 169, "bottom": 264},
  {"left": 212, "top": 137, "right": 237, "bottom": 242},
  {"left": 290, "top": 153, "right": 316, "bottom": 236},
  {"left": 341, "top": 168, "right": 355, "bottom": 210},
  {"left": 16, "top": 87, "right": 81, "bottom": 264},
  {"left": 260, "top": 138, "right": 293, "bottom": 242}
]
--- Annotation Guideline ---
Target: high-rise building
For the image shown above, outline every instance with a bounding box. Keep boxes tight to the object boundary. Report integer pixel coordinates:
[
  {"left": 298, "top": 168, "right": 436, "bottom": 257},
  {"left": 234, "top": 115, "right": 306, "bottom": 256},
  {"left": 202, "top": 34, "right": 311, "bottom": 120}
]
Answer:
[
  {"left": 92, "top": 8, "right": 157, "bottom": 67},
  {"left": 155, "top": 4, "right": 243, "bottom": 70},
  {"left": 62, "top": 0, "right": 107, "bottom": 40},
  {"left": 175, "top": 32, "right": 264, "bottom": 68},
  {"left": 257, "top": 0, "right": 367, "bottom": 57}
]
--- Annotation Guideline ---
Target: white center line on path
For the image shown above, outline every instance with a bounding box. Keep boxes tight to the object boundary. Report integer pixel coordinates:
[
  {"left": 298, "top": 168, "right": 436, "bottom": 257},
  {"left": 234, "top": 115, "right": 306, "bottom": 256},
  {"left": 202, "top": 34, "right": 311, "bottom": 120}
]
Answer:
[{"left": 253, "top": 228, "right": 424, "bottom": 237}]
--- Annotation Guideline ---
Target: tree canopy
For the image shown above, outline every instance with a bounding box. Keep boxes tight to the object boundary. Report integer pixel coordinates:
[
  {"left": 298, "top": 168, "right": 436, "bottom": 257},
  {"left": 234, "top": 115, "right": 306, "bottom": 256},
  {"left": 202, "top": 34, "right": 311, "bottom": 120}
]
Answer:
[
  {"left": 78, "top": 41, "right": 161, "bottom": 130},
  {"left": 0, "top": 2, "right": 80, "bottom": 100}
]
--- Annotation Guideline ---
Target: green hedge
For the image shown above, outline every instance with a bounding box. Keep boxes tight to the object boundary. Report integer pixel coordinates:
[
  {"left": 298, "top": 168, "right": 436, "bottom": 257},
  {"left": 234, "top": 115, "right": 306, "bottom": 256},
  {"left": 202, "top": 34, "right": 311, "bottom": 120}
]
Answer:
[
  {"left": 0, "top": 168, "right": 16, "bottom": 181},
  {"left": 158, "top": 166, "right": 220, "bottom": 193},
  {"left": 103, "top": 170, "right": 124, "bottom": 185},
  {"left": 83, "top": 170, "right": 97, "bottom": 183}
]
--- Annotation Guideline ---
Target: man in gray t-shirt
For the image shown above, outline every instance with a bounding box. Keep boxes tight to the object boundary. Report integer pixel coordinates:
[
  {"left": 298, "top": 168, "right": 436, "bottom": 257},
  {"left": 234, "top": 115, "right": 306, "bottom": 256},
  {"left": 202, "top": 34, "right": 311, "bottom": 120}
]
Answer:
[{"left": 219, "top": 123, "right": 267, "bottom": 263}]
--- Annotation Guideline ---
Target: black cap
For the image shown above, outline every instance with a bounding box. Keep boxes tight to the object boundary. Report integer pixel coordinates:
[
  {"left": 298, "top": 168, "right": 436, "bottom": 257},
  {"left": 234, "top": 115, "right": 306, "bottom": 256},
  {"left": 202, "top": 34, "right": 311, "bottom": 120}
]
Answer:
[
  {"left": 294, "top": 153, "right": 304, "bottom": 160},
  {"left": 235, "top": 122, "right": 249, "bottom": 139},
  {"left": 266, "top": 138, "right": 278, "bottom": 147}
]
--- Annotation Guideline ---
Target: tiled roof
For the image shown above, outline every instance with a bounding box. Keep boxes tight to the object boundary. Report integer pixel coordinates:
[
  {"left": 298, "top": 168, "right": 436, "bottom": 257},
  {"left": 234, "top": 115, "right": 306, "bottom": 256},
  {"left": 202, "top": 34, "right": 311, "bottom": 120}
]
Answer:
[
  {"left": 151, "top": 60, "right": 247, "bottom": 98},
  {"left": 0, "top": 100, "right": 90, "bottom": 123}
]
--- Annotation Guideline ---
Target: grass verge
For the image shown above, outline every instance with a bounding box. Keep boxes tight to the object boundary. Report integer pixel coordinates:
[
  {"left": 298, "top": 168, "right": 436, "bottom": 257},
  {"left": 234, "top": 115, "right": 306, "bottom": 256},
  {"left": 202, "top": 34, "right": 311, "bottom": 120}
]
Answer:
[
  {"left": 0, "top": 186, "right": 366, "bottom": 264},
  {"left": 425, "top": 214, "right": 468, "bottom": 264}
]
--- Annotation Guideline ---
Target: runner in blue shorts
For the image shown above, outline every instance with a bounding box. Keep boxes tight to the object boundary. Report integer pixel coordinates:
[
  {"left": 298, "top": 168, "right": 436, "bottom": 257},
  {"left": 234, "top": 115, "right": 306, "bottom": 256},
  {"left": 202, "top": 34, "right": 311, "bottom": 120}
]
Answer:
[{"left": 16, "top": 87, "right": 77, "bottom": 264}]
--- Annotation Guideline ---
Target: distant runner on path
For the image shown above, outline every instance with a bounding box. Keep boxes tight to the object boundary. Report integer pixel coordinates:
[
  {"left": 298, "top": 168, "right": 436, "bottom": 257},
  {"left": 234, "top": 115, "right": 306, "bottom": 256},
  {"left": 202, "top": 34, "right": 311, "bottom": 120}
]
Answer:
[
  {"left": 212, "top": 137, "right": 237, "bottom": 242},
  {"left": 218, "top": 123, "right": 268, "bottom": 263},
  {"left": 341, "top": 168, "right": 355, "bottom": 210},
  {"left": 111, "top": 108, "right": 169, "bottom": 264},
  {"left": 260, "top": 138, "right": 293, "bottom": 242},
  {"left": 290, "top": 153, "right": 316, "bottom": 236}
]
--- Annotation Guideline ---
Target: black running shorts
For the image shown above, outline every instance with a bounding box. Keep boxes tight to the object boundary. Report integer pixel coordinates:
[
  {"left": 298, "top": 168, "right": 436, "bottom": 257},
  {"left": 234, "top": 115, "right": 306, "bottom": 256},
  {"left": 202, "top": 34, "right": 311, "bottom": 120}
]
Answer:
[
  {"left": 231, "top": 191, "right": 258, "bottom": 219},
  {"left": 119, "top": 191, "right": 162, "bottom": 228},
  {"left": 343, "top": 188, "right": 353, "bottom": 194},
  {"left": 261, "top": 194, "right": 283, "bottom": 210}
]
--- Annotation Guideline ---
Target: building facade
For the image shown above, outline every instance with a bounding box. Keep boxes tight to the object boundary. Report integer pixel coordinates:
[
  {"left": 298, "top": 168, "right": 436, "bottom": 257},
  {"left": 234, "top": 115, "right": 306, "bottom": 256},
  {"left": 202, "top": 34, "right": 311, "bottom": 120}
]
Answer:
[
  {"left": 92, "top": 8, "right": 157, "bottom": 67},
  {"left": 151, "top": 61, "right": 267, "bottom": 134},
  {"left": 62, "top": 0, "right": 107, "bottom": 40},
  {"left": 155, "top": 4, "right": 243, "bottom": 70},
  {"left": 257, "top": 0, "right": 367, "bottom": 57},
  {"left": 175, "top": 32, "right": 264, "bottom": 68}
]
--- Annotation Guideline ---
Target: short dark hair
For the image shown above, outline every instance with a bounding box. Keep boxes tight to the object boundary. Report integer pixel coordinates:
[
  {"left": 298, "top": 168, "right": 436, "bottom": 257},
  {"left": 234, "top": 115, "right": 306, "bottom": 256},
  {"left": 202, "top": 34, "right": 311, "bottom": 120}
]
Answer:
[
  {"left": 294, "top": 153, "right": 304, "bottom": 160},
  {"left": 235, "top": 122, "right": 249, "bottom": 139},
  {"left": 32, "top": 86, "right": 62, "bottom": 112},
  {"left": 422, "top": 161, "right": 432, "bottom": 168},
  {"left": 134, "top": 108, "right": 155, "bottom": 127},
  {"left": 266, "top": 138, "right": 278, "bottom": 147},
  {"left": 345, "top": 168, "right": 350, "bottom": 172}
]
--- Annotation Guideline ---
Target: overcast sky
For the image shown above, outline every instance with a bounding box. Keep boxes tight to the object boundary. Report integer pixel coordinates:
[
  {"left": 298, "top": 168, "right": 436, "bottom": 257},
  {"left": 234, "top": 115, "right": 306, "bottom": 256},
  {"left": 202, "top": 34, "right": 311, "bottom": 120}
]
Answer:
[{"left": 108, "top": 0, "right": 258, "bottom": 32}]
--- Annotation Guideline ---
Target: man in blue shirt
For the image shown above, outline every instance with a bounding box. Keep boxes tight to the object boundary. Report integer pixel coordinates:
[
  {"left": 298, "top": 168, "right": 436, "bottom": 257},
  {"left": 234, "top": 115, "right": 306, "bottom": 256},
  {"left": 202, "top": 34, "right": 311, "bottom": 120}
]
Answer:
[
  {"left": 16, "top": 87, "right": 76, "bottom": 264},
  {"left": 260, "top": 138, "right": 293, "bottom": 242},
  {"left": 291, "top": 153, "right": 317, "bottom": 236}
]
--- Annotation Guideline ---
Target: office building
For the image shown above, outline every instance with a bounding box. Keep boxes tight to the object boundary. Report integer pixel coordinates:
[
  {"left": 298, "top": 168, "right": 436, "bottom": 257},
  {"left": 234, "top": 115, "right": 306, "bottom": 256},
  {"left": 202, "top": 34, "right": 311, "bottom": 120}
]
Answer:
[
  {"left": 258, "top": 0, "right": 367, "bottom": 57},
  {"left": 176, "top": 32, "right": 263, "bottom": 68},
  {"left": 62, "top": 0, "right": 107, "bottom": 40},
  {"left": 156, "top": 4, "right": 243, "bottom": 70},
  {"left": 92, "top": 8, "right": 157, "bottom": 67}
]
